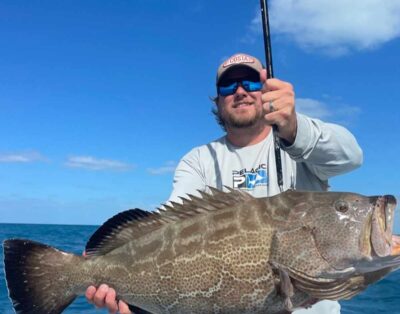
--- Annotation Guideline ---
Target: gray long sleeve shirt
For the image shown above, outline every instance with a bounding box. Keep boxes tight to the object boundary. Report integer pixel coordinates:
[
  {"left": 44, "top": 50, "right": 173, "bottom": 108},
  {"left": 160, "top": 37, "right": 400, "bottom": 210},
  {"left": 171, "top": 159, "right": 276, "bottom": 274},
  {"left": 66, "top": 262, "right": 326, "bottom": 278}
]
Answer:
[{"left": 167, "top": 113, "right": 363, "bottom": 313}]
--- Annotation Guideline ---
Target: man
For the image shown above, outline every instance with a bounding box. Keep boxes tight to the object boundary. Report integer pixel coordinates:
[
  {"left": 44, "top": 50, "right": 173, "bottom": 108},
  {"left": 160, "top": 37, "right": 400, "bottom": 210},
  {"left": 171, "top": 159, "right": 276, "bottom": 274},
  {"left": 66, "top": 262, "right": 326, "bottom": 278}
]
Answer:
[{"left": 86, "top": 53, "right": 363, "bottom": 313}]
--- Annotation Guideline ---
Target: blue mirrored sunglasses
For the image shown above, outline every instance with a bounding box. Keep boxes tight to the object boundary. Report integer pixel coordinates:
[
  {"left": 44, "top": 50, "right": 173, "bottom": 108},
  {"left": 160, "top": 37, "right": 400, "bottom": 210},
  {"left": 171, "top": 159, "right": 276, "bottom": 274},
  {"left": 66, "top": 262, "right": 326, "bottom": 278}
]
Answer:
[{"left": 217, "top": 80, "right": 262, "bottom": 96}]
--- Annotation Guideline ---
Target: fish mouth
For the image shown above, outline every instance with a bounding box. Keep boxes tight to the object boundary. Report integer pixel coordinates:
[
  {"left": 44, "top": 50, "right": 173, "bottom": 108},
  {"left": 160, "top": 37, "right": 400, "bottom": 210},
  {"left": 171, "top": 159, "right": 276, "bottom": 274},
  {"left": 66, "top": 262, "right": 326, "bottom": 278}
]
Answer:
[
  {"left": 391, "top": 235, "right": 400, "bottom": 256},
  {"left": 356, "top": 195, "right": 400, "bottom": 273},
  {"left": 370, "top": 195, "right": 397, "bottom": 257}
]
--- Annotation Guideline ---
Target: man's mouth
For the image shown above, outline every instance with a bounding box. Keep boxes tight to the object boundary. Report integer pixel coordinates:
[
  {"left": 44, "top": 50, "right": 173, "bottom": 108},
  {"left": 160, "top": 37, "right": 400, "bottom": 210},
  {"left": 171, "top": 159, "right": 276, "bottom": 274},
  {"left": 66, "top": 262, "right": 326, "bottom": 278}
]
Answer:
[{"left": 233, "top": 102, "right": 252, "bottom": 109}]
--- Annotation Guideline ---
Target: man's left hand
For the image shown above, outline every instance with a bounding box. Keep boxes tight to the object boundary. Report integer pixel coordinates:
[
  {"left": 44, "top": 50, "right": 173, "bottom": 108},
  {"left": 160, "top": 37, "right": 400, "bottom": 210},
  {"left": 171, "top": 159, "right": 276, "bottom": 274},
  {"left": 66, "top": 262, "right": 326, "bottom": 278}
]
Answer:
[{"left": 260, "top": 69, "right": 297, "bottom": 145}]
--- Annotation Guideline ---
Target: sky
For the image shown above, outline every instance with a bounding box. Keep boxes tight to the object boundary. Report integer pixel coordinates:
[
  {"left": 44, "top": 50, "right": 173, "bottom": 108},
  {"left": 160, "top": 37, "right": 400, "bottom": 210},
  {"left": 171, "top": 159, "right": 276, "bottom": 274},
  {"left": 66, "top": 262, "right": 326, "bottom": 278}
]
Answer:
[{"left": 1, "top": 0, "right": 400, "bottom": 226}]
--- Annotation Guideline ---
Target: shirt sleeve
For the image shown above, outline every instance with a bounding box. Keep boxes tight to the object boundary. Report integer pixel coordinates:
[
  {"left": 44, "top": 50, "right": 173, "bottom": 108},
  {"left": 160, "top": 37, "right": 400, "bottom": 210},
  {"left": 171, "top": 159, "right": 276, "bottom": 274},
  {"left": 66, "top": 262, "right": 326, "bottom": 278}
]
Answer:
[
  {"left": 166, "top": 148, "right": 207, "bottom": 204},
  {"left": 282, "top": 113, "right": 363, "bottom": 181}
]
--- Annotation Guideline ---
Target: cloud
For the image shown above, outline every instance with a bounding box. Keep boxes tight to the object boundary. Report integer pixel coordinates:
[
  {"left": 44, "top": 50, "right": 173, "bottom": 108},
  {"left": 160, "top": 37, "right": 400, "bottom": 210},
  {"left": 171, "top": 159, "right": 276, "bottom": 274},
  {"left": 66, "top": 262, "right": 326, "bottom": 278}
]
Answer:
[
  {"left": 241, "top": 11, "right": 262, "bottom": 44},
  {"left": 296, "top": 98, "right": 332, "bottom": 119},
  {"left": 65, "top": 156, "right": 133, "bottom": 171},
  {"left": 147, "top": 161, "right": 177, "bottom": 175},
  {"left": 245, "top": 1, "right": 400, "bottom": 55},
  {"left": 296, "top": 97, "right": 361, "bottom": 125},
  {"left": 0, "top": 151, "right": 47, "bottom": 163}
]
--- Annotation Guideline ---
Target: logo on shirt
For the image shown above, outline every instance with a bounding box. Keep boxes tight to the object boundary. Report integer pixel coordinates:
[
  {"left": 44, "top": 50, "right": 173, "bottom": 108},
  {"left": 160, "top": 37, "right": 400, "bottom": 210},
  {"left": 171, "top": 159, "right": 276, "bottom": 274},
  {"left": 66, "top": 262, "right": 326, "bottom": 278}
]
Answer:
[{"left": 232, "top": 164, "right": 268, "bottom": 190}]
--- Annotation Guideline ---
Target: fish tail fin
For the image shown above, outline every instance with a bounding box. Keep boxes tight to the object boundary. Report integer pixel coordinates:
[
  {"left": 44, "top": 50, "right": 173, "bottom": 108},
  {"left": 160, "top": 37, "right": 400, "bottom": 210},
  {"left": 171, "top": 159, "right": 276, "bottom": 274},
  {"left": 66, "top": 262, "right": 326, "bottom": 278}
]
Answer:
[{"left": 3, "top": 239, "right": 82, "bottom": 314}]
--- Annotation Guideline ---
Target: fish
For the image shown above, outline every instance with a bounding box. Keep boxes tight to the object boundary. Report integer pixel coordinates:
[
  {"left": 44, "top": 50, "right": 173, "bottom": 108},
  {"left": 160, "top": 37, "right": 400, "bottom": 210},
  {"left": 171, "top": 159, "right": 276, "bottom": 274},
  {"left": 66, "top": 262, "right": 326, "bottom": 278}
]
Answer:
[{"left": 3, "top": 188, "right": 400, "bottom": 314}]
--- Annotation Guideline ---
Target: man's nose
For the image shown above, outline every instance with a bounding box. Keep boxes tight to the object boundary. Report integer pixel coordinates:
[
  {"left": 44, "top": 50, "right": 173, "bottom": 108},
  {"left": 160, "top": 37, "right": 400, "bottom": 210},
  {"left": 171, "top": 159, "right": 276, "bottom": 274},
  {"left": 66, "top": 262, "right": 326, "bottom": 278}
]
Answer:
[{"left": 234, "top": 85, "right": 247, "bottom": 97}]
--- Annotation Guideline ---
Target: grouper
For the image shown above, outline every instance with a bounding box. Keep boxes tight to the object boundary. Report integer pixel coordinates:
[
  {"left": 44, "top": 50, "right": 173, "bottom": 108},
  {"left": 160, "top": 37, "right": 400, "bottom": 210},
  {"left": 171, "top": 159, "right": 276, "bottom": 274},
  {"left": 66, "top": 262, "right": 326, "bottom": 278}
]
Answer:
[{"left": 3, "top": 188, "right": 400, "bottom": 313}]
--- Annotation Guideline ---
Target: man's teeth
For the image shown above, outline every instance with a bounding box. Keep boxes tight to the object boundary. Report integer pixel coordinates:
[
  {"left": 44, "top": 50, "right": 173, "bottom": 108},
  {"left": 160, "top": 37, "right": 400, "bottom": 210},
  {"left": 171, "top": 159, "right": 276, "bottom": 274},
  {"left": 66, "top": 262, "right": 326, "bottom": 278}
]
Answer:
[{"left": 235, "top": 103, "right": 250, "bottom": 108}]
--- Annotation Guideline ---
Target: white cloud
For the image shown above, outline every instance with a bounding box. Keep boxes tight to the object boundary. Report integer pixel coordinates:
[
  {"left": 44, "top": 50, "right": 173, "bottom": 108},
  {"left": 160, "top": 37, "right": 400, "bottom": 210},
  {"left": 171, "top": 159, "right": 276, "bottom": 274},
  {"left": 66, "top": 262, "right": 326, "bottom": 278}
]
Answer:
[
  {"left": 246, "top": 1, "right": 400, "bottom": 55},
  {"left": 296, "top": 97, "right": 361, "bottom": 125},
  {"left": 0, "top": 151, "right": 47, "bottom": 163},
  {"left": 147, "top": 161, "right": 177, "bottom": 175},
  {"left": 65, "top": 156, "right": 133, "bottom": 171},
  {"left": 296, "top": 98, "right": 332, "bottom": 119},
  {"left": 241, "top": 12, "right": 262, "bottom": 44}
]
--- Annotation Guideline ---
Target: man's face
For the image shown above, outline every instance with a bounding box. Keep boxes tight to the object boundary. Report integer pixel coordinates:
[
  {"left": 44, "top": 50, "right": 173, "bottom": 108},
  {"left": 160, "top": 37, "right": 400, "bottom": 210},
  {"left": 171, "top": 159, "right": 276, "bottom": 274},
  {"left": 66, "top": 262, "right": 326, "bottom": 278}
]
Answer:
[{"left": 216, "top": 67, "right": 264, "bottom": 130}]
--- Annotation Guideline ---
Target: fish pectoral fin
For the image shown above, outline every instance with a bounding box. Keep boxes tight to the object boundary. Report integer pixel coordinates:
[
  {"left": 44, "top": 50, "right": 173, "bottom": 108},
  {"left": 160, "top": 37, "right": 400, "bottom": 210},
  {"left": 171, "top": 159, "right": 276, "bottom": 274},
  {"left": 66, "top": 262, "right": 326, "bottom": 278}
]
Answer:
[
  {"left": 127, "top": 303, "right": 154, "bottom": 314},
  {"left": 278, "top": 268, "right": 295, "bottom": 311},
  {"left": 287, "top": 267, "right": 366, "bottom": 301}
]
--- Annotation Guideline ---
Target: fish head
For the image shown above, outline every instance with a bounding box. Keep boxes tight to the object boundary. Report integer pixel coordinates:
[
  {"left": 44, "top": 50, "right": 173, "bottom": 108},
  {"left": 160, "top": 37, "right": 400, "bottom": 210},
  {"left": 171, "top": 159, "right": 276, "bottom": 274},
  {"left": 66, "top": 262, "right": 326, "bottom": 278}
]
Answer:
[
  {"left": 307, "top": 192, "right": 398, "bottom": 271},
  {"left": 270, "top": 191, "right": 400, "bottom": 302}
]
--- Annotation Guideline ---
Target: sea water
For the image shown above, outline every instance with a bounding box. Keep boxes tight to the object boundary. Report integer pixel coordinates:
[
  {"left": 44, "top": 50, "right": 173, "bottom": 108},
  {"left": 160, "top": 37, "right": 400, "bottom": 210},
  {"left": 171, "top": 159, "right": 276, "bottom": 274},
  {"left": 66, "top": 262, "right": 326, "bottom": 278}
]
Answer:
[{"left": 0, "top": 223, "right": 399, "bottom": 313}]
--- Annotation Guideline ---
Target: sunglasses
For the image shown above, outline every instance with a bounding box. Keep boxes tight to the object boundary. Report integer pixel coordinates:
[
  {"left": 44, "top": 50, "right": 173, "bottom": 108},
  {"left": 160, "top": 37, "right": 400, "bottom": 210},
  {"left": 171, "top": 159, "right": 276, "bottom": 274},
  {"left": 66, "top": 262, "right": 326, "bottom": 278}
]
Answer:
[{"left": 217, "top": 80, "right": 263, "bottom": 96}]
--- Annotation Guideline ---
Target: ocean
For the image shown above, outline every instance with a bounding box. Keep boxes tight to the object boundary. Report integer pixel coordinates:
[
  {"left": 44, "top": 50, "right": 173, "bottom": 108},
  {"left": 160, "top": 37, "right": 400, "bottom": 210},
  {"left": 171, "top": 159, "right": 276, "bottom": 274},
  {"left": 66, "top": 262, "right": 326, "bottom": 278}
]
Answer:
[{"left": 0, "top": 223, "right": 399, "bottom": 313}]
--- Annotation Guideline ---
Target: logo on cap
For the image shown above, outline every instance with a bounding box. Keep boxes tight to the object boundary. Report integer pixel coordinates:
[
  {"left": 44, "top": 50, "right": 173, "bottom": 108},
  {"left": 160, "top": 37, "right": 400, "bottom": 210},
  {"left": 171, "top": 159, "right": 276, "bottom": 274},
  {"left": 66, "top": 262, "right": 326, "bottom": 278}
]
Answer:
[{"left": 223, "top": 54, "right": 255, "bottom": 68}]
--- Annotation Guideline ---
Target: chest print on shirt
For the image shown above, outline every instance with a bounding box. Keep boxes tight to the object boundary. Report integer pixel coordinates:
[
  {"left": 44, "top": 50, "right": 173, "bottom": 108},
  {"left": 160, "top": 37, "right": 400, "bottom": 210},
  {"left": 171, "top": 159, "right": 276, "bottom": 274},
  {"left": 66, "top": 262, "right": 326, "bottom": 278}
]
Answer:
[{"left": 232, "top": 163, "right": 268, "bottom": 190}]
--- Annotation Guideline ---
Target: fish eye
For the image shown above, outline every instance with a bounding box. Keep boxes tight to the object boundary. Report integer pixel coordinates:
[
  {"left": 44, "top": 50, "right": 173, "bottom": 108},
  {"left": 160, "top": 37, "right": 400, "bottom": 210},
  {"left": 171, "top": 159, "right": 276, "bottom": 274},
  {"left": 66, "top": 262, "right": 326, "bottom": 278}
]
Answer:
[{"left": 335, "top": 200, "right": 349, "bottom": 213}]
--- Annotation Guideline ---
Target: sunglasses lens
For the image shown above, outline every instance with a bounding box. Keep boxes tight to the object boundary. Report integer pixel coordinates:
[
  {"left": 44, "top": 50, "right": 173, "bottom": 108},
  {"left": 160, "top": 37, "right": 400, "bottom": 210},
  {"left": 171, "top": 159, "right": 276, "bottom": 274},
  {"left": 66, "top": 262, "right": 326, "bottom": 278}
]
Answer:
[
  {"left": 242, "top": 81, "right": 262, "bottom": 92},
  {"left": 218, "top": 81, "right": 262, "bottom": 96},
  {"left": 218, "top": 82, "right": 238, "bottom": 96}
]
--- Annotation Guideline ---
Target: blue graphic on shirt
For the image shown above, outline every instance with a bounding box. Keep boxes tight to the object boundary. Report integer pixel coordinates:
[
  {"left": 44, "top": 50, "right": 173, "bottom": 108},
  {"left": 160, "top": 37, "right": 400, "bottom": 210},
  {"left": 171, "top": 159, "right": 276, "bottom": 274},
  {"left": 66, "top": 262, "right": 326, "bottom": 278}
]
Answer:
[{"left": 232, "top": 164, "right": 268, "bottom": 190}]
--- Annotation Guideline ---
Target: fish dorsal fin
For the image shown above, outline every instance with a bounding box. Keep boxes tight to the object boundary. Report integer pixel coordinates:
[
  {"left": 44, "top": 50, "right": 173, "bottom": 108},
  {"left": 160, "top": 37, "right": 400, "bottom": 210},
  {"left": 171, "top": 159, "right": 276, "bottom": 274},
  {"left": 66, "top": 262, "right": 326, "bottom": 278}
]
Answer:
[
  {"left": 85, "top": 208, "right": 162, "bottom": 256},
  {"left": 162, "top": 186, "right": 253, "bottom": 214},
  {"left": 85, "top": 187, "right": 253, "bottom": 256}
]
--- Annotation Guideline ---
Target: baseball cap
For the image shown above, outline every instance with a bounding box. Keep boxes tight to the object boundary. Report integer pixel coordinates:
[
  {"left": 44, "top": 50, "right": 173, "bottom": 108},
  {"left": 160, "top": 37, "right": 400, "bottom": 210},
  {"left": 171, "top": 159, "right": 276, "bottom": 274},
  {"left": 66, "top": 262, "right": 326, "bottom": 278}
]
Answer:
[{"left": 216, "top": 53, "right": 264, "bottom": 85}]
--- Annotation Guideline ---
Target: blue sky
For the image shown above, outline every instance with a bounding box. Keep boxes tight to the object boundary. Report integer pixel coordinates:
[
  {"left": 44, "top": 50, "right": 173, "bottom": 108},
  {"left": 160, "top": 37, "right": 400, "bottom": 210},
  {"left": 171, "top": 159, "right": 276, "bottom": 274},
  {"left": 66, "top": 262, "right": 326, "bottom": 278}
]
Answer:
[{"left": 1, "top": 0, "right": 400, "bottom": 226}]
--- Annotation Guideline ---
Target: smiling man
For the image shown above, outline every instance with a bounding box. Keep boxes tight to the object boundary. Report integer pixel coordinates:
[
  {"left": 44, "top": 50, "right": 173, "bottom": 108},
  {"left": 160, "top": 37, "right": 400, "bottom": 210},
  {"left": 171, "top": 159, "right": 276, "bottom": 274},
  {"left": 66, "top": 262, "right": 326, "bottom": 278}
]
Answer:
[{"left": 86, "top": 53, "right": 363, "bottom": 314}]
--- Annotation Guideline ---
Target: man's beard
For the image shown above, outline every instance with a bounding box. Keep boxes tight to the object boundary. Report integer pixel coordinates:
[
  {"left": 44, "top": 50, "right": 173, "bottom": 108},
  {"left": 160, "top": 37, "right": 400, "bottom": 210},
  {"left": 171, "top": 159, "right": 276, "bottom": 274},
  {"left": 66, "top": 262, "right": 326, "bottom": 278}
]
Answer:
[{"left": 218, "top": 106, "right": 264, "bottom": 129}]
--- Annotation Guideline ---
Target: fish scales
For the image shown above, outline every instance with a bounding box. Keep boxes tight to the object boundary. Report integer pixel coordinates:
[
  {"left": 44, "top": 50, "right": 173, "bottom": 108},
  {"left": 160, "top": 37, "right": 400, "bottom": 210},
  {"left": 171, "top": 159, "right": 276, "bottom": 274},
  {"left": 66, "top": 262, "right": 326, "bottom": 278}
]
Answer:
[
  {"left": 3, "top": 189, "right": 400, "bottom": 313},
  {"left": 83, "top": 197, "right": 278, "bottom": 312}
]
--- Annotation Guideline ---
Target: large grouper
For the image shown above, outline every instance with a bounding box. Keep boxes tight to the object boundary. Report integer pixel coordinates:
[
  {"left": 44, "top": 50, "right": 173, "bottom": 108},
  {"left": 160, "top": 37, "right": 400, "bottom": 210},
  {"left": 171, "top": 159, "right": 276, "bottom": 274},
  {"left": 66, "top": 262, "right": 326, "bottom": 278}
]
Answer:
[{"left": 3, "top": 188, "right": 400, "bottom": 313}]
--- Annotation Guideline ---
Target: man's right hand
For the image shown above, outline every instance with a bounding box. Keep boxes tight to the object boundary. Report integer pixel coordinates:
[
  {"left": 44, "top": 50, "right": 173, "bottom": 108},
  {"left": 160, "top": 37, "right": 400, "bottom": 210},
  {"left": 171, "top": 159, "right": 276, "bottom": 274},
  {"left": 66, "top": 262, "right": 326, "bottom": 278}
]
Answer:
[{"left": 85, "top": 284, "right": 132, "bottom": 314}]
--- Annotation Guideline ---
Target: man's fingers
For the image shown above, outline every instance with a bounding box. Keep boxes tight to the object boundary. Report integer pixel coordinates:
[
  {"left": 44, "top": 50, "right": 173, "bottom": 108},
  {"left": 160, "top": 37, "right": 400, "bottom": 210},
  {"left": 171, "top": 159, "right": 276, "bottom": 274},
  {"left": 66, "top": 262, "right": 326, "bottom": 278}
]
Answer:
[
  {"left": 85, "top": 284, "right": 122, "bottom": 313},
  {"left": 260, "top": 69, "right": 268, "bottom": 83},
  {"left": 93, "top": 284, "right": 109, "bottom": 308},
  {"left": 264, "top": 110, "right": 280, "bottom": 126},
  {"left": 261, "top": 87, "right": 294, "bottom": 106},
  {"left": 261, "top": 89, "right": 280, "bottom": 104},
  {"left": 263, "top": 97, "right": 289, "bottom": 114},
  {"left": 105, "top": 288, "right": 118, "bottom": 314},
  {"left": 263, "top": 104, "right": 293, "bottom": 128},
  {"left": 85, "top": 286, "right": 96, "bottom": 303},
  {"left": 266, "top": 78, "right": 293, "bottom": 91},
  {"left": 118, "top": 300, "right": 133, "bottom": 314}
]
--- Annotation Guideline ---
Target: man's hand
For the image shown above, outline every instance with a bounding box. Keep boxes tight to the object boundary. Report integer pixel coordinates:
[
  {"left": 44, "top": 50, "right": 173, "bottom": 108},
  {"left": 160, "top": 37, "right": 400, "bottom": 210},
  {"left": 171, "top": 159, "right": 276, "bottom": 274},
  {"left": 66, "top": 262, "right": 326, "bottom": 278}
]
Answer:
[
  {"left": 85, "top": 284, "right": 132, "bottom": 314},
  {"left": 83, "top": 250, "right": 131, "bottom": 314},
  {"left": 260, "top": 69, "right": 297, "bottom": 145}
]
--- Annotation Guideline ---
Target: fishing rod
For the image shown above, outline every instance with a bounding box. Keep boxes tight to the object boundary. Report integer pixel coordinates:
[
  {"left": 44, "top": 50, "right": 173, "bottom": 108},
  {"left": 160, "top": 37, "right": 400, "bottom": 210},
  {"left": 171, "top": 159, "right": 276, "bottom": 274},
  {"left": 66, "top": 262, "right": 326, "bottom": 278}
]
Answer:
[{"left": 260, "top": 0, "right": 284, "bottom": 193}]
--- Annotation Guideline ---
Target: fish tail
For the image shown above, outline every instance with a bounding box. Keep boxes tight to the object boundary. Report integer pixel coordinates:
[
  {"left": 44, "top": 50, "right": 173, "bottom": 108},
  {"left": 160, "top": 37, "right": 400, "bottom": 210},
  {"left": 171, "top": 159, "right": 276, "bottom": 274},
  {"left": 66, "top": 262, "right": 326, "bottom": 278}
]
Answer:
[{"left": 3, "top": 239, "right": 83, "bottom": 314}]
